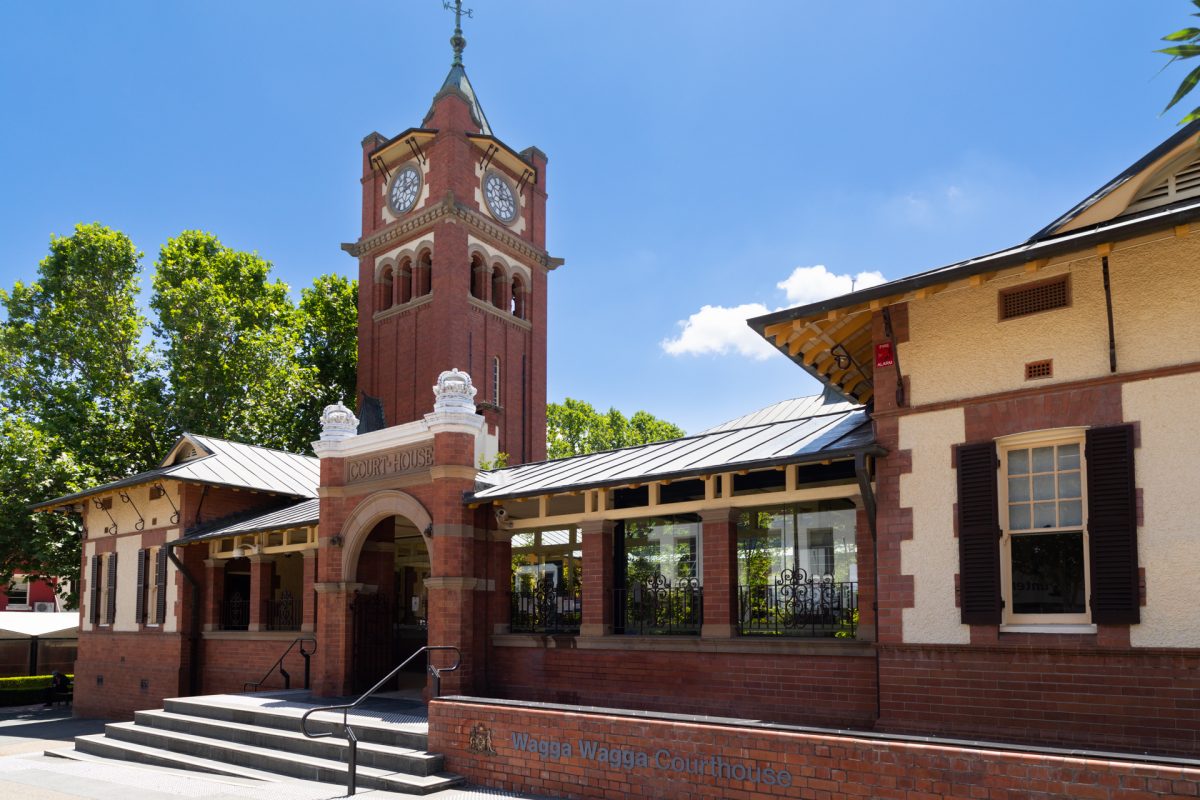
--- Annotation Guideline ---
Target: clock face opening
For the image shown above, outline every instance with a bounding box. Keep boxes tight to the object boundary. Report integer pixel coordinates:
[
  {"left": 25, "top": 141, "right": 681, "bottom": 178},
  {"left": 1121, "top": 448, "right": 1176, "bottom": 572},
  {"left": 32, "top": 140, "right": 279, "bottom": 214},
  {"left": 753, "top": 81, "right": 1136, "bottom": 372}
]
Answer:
[
  {"left": 483, "top": 171, "right": 518, "bottom": 224},
  {"left": 388, "top": 165, "right": 422, "bottom": 215}
]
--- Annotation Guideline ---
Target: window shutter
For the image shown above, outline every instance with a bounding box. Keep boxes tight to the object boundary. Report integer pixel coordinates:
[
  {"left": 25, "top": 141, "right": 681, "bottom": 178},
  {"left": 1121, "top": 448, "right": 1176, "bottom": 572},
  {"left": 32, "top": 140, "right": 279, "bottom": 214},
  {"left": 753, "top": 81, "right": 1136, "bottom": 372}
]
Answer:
[
  {"left": 1086, "top": 425, "right": 1139, "bottom": 624},
  {"left": 155, "top": 547, "right": 169, "bottom": 624},
  {"left": 957, "top": 441, "right": 1002, "bottom": 625},
  {"left": 135, "top": 549, "right": 147, "bottom": 624},
  {"left": 106, "top": 553, "right": 118, "bottom": 624},
  {"left": 89, "top": 555, "right": 101, "bottom": 625}
]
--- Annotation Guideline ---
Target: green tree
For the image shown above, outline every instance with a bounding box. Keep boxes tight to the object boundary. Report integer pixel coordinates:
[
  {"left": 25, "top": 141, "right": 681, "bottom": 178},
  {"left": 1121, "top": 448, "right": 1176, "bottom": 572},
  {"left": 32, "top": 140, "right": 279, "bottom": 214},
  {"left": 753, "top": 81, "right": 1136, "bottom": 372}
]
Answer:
[
  {"left": 0, "top": 223, "right": 165, "bottom": 481},
  {"left": 296, "top": 273, "right": 359, "bottom": 445},
  {"left": 0, "top": 419, "right": 84, "bottom": 601},
  {"left": 546, "top": 398, "right": 684, "bottom": 458},
  {"left": 1159, "top": 1, "right": 1200, "bottom": 123},
  {"left": 151, "top": 231, "right": 316, "bottom": 451}
]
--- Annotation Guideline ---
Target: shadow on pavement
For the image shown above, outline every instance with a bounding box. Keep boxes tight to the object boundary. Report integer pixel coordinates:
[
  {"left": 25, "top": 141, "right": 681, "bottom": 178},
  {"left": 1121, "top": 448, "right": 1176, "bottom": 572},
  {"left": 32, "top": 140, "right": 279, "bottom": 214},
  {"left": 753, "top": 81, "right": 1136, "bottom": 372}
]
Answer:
[{"left": 0, "top": 706, "right": 108, "bottom": 755}]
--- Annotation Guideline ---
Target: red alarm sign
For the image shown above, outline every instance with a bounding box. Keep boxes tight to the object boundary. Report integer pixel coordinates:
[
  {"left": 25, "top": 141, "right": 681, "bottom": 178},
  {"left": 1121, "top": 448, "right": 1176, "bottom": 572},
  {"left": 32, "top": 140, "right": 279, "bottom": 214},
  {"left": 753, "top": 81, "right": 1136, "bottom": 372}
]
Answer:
[{"left": 875, "top": 342, "right": 895, "bottom": 368}]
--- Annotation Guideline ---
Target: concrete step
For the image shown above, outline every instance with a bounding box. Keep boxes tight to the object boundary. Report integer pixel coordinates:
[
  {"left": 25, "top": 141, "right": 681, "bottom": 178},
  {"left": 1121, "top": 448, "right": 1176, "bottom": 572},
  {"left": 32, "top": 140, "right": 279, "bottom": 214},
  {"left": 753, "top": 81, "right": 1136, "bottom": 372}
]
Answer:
[
  {"left": 163, "top": 694, "right": 430, "bottom": 750},
  {"left": 89, "top": 722, "right": 463, "bottom": 795},
  {"left": 72, "top": 733, "right": 284, "bottom": 782},
  {"left": 133, "top": 709, "right": 442, "bottom": 775}
]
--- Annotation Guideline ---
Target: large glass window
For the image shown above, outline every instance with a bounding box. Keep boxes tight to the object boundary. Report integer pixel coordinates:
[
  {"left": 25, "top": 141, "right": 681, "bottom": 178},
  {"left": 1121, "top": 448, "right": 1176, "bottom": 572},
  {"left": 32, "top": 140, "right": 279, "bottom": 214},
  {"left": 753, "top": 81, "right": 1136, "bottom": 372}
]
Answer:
[
  {"left": 736, "top": 500, "right": 858, "bottom": 637},
  {"left": 1001, "top": 432, "right": 1089, "bottom": 623},
  {"left": 617, "top": 515, "right": 702, "bottom": 635},
  {"left": 510, "top": 528, "right": 581, "bottom": 634}
]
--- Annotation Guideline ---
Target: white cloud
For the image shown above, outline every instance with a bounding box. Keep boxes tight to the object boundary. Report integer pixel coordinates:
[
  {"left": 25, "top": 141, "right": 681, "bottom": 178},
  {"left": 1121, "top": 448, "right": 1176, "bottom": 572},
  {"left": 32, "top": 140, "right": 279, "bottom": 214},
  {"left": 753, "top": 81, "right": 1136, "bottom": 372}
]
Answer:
[
  {"left": 776, "top": 265, "right": 886, "bottom": 306},
  {"left": 661, "top": 265, "right": 887, "bottom": 361},
  {"left": 661, "top": 303, "right": 776, "bottom": 361}
]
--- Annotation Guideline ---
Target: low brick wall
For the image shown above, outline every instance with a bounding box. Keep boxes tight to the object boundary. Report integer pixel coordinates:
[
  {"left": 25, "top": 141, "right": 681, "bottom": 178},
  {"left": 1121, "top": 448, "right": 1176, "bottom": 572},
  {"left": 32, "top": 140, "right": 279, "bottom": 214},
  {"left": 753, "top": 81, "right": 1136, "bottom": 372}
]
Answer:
[
  {"left": 429, "top": 698, "right": 1200, "bottom": 800},
  {"left": 487, "top": 639, "right": 877, "bottom": 728},
  {"left": 879, "top": 644, "right": 1200, "bottom": 756}
]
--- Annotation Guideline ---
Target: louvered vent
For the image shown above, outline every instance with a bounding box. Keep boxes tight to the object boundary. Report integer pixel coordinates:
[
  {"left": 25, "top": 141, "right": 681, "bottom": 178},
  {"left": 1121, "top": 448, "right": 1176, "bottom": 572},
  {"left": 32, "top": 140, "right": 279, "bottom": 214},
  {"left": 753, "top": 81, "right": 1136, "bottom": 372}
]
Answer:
[
  {"left": 1126, "top": 150, "right": 1200, "bottom": 214},
  {"left": 1000, "top": 277, "right": 1070, "bottom": 320},
  {"left": 1025, "top": 359, "right": 1053, "bottom": 380}
]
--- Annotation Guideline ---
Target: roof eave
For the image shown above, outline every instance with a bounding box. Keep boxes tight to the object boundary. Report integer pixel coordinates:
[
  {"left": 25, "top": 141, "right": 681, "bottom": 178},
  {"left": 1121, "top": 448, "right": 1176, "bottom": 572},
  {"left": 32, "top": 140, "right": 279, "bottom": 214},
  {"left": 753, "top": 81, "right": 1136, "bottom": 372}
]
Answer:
[
  {"left": 749, "top": 199, "right": 1200, "bottom": 333},
  {"left": 464, "top": 442, "right": 887, "bottom": 505}
]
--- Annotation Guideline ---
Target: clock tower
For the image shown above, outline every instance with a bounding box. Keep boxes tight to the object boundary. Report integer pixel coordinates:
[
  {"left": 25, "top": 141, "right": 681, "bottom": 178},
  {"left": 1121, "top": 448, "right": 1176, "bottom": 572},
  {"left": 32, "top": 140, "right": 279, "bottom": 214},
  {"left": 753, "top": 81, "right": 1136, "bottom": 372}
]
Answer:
[{"left": 344, "top": 12, "right": 559, "bottom": 464}]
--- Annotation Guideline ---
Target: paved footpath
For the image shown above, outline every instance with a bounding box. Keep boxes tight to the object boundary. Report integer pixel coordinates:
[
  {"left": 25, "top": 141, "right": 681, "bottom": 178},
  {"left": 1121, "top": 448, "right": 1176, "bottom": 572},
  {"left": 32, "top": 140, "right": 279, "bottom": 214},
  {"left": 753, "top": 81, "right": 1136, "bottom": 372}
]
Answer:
[{"left": 0, "top": 705, "right": 551, "bottom": 800}]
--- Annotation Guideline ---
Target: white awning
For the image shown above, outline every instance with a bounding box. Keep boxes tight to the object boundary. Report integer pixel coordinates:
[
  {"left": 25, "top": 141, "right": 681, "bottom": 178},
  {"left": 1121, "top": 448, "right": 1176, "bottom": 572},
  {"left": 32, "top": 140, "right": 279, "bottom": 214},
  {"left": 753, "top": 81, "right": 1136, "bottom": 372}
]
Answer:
[{"left": 0, "top": 611, "right": 79, "bottom": 639}]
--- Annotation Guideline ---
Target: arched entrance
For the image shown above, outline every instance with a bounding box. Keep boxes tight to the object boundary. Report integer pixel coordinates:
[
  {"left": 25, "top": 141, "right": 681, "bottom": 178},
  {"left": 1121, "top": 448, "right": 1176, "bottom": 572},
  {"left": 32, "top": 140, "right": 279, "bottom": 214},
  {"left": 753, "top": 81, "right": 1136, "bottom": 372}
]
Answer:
[{"left": 350, "top": 514, "right": 431, "bottom": 692}]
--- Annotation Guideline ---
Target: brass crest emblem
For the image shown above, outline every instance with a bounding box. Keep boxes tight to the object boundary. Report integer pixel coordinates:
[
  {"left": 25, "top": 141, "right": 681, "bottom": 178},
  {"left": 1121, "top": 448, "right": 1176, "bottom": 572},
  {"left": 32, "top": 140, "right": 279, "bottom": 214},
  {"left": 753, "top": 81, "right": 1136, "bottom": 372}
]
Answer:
[{"left": 468, "top": 722, "right": 496, "bottom": 756}]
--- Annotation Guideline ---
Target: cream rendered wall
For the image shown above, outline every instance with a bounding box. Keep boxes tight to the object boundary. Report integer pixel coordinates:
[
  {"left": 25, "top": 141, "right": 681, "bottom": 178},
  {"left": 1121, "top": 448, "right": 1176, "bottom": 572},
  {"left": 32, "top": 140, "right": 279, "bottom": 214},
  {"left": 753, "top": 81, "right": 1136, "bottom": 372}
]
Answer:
[
  {"left": 1124, "top": 373, "right": 1200, "bottom": 648},
  {"left": 899, "top": 407, "right": 970, "bottom": 644},
  {"left": 901, "top": 232, "right": 1200, "bottom": 407}
]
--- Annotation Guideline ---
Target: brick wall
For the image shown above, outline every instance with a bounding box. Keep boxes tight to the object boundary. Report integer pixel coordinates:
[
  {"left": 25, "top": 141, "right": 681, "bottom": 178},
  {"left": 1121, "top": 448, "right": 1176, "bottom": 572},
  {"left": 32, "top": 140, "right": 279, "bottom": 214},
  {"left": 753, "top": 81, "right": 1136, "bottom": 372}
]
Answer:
[
  {"left": 429, "top": 699, "right": 1200, "bottom": 800},
  {"left": 486, "top": 646, "right": 877, "bottom": 728},
  {"left": 200, "top": 636, "right": 315, "bottom": 696},
  {"left": 878, "top": 643, "right": 1200, "bottom": 756},
  {"left": 73, "top": 632, "right": 187, "bottom": 720}
]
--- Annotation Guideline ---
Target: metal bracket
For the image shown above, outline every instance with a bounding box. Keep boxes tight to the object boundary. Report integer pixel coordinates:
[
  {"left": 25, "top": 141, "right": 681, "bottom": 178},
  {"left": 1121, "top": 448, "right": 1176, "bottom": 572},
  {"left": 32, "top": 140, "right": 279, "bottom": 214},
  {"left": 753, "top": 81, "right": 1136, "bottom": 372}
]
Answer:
[
  {"left": 479, "top": 143, "right": 499, "bottom": 171},
  {"left": 119, "top": 491, "right": 145, "bottom": 531},
  {"left": 92, "top": 497, "right": 118, "bottom": 535},
  {"left": 371, "top": 155, "right": 392, "bottom": 183},
  {"left": 516, "top": 167, "right": 535, "bottom": 193},
  {"left": 153, "top": 483, "right": 180, "bottom": 525},
  {"left": 881, "top": 307, "right": 906, "bottom": 407},
  {"left": 405, "top": 136, "right": 427, "bottom": 165}
]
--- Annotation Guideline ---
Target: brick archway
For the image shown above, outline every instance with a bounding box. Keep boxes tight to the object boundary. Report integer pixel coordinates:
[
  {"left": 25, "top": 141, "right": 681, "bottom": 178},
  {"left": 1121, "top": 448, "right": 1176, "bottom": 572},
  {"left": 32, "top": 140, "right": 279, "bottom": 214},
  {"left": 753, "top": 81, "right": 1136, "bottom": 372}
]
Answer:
[{"left": 339, "top": 490, "right": 432, "bottom": 583}]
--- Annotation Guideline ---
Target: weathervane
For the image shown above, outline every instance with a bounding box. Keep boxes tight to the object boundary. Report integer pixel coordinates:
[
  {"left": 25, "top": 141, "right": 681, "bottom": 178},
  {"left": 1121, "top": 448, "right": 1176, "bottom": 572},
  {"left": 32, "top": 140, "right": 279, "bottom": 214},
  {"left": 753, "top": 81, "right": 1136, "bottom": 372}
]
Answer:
[{"left": 443, "top": 0, "right": 473, "bottom": 67}]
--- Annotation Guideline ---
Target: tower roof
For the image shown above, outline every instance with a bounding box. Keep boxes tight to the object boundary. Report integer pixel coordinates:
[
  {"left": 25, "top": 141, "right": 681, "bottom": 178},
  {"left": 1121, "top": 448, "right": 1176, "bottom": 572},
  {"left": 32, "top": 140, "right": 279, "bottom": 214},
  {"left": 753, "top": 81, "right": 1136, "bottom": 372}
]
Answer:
[{"left": 426, "top": 63, "right": 492, "bottom": 136}]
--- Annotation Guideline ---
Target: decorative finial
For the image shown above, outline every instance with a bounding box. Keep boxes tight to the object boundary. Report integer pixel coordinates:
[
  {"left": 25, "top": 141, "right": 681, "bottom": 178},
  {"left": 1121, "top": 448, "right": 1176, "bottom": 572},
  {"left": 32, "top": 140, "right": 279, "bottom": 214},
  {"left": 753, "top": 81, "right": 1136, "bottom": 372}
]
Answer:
[
  {"left": 319, "top": 399, "right": 359, "bottom": 442},
  {"left": 443, "top": 0, "right": 473, "bottom": 67},
  {"left": 433, "top": 368, "right": 478, "bottom": 414}
]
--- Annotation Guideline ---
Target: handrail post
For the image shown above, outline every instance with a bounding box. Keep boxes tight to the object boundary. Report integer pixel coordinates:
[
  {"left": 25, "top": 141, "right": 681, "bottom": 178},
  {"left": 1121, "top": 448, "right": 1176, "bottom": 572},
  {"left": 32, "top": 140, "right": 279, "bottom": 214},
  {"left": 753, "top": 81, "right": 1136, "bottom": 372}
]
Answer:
[
  {"left": 346, "top": 727, "right": 358, "bottom": 796},
  {"left": 303, "top": 650, "right": 311, "bottom": 690},
  {"left": 280, "top": 667, "right": 291, "bottom": 690}
]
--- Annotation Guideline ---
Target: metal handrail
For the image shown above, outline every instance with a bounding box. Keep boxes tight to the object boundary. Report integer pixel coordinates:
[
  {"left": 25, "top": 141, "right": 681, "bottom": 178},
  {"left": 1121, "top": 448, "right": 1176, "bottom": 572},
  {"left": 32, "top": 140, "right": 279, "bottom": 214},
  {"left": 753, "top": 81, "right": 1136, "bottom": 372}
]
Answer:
[
  {"left": 243, "top": 636, "right": 316, "bottom": 693},
  {"left": 299, "top": 645, "right": 461, "bottom": 796}
]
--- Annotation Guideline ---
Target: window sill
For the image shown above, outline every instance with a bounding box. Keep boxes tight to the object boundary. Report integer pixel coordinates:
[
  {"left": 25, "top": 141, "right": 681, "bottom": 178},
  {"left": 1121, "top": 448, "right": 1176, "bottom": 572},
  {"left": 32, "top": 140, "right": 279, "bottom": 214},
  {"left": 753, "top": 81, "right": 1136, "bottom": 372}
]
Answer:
[{"left": 999, "top": 624, "right": 1097, "bottom": 635}]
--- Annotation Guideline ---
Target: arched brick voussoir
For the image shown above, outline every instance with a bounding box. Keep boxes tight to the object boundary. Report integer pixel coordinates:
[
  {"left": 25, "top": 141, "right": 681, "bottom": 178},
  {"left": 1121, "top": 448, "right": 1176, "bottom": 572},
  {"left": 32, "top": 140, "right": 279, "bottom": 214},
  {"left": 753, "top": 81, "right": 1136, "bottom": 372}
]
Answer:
[{"left": 340, "top": 490, "right": 432, "bottom": 582}]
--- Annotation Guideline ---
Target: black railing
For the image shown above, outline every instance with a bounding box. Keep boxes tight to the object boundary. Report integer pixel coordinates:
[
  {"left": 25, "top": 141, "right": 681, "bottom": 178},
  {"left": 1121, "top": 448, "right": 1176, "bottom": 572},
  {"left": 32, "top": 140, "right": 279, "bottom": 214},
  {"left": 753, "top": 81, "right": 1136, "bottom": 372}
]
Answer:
[
  {"left": 300, "top": 645, "right": 461, "bottom": 797},
  {"left": 244, "top": 636, "right": 316, "bottom": 692},
  {"left": 221, "top": 592, "right": 249, "bottom": 631},
  {"left": 615, "top": 573, "right": 702, "bottom": 635},
  {"left": 267, "top": 591, "right": 300, "bottom": 631},
  {"left": 510, "top": 578, "right": 581, "bottom": 634},
  {"left": 738, "top": 569, "right": 858, "bottom": 638}
]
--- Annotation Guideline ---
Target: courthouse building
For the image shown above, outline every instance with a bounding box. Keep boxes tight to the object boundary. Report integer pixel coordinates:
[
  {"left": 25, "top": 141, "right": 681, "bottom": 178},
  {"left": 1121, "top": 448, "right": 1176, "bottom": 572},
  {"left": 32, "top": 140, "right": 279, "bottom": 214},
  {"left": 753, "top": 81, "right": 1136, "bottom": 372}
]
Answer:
[{"left": 33, "top": 22, "right": 1200, "bottom": 778}]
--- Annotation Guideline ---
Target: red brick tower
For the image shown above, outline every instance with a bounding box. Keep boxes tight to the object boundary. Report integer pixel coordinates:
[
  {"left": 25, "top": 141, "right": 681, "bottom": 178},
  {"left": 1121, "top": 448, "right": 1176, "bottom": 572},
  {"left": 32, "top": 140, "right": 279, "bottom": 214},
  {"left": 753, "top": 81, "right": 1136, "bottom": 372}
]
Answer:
[{"left": 345, "top": 20, "right": 557, "bottom": 465}]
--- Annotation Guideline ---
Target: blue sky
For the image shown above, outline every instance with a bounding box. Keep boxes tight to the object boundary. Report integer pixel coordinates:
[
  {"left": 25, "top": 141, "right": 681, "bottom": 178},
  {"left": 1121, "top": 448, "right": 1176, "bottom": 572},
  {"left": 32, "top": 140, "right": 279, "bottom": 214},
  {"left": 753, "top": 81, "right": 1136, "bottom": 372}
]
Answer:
[{"left": 0, "top": 1, "right": 1187, "bottom": 433}]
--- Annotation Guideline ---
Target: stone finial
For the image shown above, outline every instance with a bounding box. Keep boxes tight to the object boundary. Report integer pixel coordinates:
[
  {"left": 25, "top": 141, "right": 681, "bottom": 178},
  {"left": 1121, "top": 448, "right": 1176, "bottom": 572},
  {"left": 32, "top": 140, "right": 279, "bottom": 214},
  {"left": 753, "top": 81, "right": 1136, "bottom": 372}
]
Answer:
[
  {"left": 433, "top": 368, "right": 478, "bottom": 414},
  {"left": 319, "top": 400, "right": 359, "bottom": 441}
]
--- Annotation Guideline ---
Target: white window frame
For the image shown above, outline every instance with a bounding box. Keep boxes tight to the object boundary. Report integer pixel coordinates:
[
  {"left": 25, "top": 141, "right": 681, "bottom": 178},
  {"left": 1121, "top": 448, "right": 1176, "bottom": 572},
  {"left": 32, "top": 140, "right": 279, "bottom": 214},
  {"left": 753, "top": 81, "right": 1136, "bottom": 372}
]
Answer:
[
  {"left": 6, "top": 576, "right": 30, "bottom": 610},
  {"left": 998, "top": 427, "right": 1091, "bottom": 627}
]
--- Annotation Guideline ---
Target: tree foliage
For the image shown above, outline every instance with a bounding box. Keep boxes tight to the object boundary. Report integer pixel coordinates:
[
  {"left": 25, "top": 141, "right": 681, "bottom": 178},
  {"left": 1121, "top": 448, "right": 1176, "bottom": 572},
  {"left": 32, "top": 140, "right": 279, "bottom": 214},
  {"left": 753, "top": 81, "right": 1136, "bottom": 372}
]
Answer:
[
  {"left": 296, "top": 273, "right": 359, "bottom": 445},
  {"left": 0, "top": 224, "right": 360, "bottom": 598},
  {"left": 546, "top": 398, "right": 685, "bottom": 459},
  {"left": 151, "top": 231, "right": 316, "bottom": 452},
  {"left": 1159, "top": 1, "right": 1200, "bottom": 124}
]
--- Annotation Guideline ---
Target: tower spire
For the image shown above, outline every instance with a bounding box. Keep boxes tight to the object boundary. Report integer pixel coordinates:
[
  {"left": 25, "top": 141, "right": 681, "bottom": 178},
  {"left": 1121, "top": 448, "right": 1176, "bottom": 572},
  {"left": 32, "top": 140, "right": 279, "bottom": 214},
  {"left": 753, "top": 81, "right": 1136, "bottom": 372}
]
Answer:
[{"left": 443, "top": 0, "right": 472, "bottom": 67}]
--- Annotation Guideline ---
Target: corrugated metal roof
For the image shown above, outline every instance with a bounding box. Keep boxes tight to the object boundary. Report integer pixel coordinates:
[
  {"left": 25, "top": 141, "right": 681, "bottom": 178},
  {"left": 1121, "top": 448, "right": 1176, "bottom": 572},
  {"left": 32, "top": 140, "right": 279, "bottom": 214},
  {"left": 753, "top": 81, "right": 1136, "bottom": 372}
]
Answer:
[
  {"left": 471, "top": 396, "right": 879, "bottom": 502},
  {"left": 32, "top": 433, "right": 319, "bottom": 511},
  {"left": 176, "top": 499, "right": 320, "bottom": 543}
]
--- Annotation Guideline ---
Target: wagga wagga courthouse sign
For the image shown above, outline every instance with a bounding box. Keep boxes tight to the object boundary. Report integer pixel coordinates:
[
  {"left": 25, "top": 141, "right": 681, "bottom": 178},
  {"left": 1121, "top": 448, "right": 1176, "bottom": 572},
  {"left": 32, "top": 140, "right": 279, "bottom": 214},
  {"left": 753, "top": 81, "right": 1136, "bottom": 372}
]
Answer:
[
  {"left": 510, "top": 731, "right": 793, "bottom": 788},
  {"left": 345, "top": 443, "right": 435, "bottom": 484}
]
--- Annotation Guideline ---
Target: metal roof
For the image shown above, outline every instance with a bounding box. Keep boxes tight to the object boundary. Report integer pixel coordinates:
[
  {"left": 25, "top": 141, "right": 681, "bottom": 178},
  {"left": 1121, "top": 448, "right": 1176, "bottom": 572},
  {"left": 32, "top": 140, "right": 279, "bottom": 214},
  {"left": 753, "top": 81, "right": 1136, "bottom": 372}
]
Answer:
[
  {"left": 176, "top": 499, "right": 320, "bottom": 543},
  {"left": 749, "top": 195, "right": 1200, "bottom": 334},
  {"left": 32, "top": 433, "right": 319, "bottom": 511},
  {"left": 470, "top": 396, "right": 880, "bottom": 502}
]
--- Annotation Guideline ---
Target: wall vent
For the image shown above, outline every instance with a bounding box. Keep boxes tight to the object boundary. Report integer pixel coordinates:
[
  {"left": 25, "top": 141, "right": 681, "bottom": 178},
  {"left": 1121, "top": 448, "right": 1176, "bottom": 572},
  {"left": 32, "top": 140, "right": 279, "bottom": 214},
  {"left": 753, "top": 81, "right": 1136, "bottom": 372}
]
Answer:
[
  {"left": 1126, "top": 150, "right": 1200, "bottom": 215},
  {"left": 1025, "top": 359, "right": 1053, "bottom": 381},
  {"left": 1000, "top": 276, "right": 1069, "bottom": 321}
]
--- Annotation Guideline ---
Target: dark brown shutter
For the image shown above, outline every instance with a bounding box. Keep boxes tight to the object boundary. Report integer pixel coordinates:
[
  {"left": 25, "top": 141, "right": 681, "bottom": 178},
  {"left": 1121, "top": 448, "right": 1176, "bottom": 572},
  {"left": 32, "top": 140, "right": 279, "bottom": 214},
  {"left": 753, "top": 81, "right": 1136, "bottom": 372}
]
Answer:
[
  {"left": 957, "top": 441, "right": 1002, "bottom": 624},
  {"left": 106, "top": 553, "right": 118, "bottom": 624},
  {"left": 89, "top": 555, "right": 101, "bottom": 624},
  {"left": 155, "top": 547, "right": 169, "bottom": 624},
  {"left": 135, "top": 549, "right": 148, "bottom": 624},
  {"left": 1086, "top": 425, "right": 1139, "bottom": 624}
]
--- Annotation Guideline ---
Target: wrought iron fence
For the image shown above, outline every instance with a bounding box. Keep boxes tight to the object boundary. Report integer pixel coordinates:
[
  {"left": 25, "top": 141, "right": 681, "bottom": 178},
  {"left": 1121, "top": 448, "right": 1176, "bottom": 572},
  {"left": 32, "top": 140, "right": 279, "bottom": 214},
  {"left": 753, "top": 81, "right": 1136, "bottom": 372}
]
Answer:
[
  {"left": 268, "top": 590, "right": 300, "bottom": 631},
  {"left": 615, "top": 572, "right": 702, "bottom": 635},
  {"left": 510, "top": 577, "right": 581, "bottom": 634},
  {"left": 737, "top": 569, "right": 857, "bottom": 638},
  {"left": 221, "top": 592, "right": 249, "bottom": 631}
]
